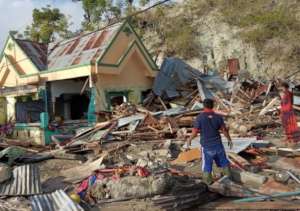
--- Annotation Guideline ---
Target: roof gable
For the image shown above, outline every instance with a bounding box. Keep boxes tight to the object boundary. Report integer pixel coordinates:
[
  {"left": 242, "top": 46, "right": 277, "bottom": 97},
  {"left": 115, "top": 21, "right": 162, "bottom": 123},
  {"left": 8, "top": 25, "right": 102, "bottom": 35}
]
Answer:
[
  {"left": 14, "top": 39, "right": 47, "bottom": 70},
  {"left": 0, "top": 35, "right": 40, "bottom": 76},
  {"left": 97, "top": 22, "right": 158, "bottom": 71}
]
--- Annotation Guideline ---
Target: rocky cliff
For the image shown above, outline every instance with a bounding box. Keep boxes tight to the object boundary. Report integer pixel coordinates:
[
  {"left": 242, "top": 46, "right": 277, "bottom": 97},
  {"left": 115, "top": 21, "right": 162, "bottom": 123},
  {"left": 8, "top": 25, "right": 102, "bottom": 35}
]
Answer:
[{"left": 138, "top": 0, "right": 300, "bottom": 79}]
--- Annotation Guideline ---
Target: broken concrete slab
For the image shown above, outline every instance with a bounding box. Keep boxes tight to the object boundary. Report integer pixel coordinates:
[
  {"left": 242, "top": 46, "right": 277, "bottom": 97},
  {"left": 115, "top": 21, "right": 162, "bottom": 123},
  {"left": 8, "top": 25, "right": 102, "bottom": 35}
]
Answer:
[
  {"left": 231, "top": 169, "right": 267, "bottom": 189},
  {"left": 209, "top": 177, "right": 255, "bottom": 198},
  {"left": 106, "top": 174, "right": 173, "bottom": 199},
  {"left": 274, "top": 171, "right": 290, "bottom": 183}
]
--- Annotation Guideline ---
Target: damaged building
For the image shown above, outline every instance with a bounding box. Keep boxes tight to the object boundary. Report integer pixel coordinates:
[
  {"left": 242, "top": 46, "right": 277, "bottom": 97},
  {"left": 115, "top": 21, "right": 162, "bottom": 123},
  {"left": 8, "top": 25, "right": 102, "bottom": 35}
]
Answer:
[{"left": 0, "top": 21, "right": 158, "bottom": 145}]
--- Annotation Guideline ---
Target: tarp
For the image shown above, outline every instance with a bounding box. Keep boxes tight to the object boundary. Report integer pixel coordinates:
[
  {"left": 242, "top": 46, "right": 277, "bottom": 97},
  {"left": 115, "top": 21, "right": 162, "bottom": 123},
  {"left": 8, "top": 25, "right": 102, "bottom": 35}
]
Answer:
[{"left": 153, "top": 57, "right": 233, "bottom": 99}]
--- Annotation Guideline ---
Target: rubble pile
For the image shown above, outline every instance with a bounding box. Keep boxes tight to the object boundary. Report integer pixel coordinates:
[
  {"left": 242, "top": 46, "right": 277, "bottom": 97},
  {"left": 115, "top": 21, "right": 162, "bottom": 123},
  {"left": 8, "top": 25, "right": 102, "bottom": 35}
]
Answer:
[{"left": 0, "top": 58, "right": 299, "bottom": 210}]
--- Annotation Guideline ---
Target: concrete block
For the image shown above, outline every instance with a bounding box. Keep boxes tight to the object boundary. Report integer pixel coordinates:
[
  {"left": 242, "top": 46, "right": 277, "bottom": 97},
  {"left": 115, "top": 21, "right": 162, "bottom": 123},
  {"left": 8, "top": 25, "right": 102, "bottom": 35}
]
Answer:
[{"left": 232, "top": 169, "right": 267, "bottom": 188}]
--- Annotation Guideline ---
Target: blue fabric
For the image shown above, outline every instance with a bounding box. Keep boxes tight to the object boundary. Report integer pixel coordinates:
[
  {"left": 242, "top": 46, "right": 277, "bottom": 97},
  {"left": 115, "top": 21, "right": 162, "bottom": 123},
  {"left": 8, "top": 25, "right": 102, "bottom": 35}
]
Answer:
[
  {"left": 201, "top": 145, "right": 230, "bottom": 172},
  {"left": 194, "top": 112, "right": 225, "bottom": 149}
]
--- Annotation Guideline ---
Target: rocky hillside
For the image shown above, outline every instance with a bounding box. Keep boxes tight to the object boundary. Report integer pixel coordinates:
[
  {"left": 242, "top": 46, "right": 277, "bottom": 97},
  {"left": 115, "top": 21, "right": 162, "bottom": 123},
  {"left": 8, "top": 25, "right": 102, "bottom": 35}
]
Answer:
[{"left": 137, "top": 0, "right": 300, "bottom": 79}]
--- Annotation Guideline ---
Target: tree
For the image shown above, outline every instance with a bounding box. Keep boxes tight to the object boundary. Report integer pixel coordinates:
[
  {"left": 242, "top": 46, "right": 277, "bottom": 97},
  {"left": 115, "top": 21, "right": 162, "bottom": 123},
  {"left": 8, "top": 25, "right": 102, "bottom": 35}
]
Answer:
[
  {"left": 78, "top": 0, "right": 151, "bottom": 31},
  {"left": 24, "top": 5, "right": 70, "bottom": 43},
  {"left": 81, "top": 0, "right": 123, "bottom": 30}
]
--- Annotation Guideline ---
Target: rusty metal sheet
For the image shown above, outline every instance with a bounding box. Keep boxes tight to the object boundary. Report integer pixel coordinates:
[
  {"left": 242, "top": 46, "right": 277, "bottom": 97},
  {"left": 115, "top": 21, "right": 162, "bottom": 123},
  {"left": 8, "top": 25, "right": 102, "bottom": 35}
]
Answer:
[
  {"left": 31, "top": 190, "right": 84, "bottom": 211},
  {"left": 0, "top": 164, "right": 42, "bottom": 196},
  {"left": 47, "top": 22, "right": 122, "bottom": 70},
  {"left": 15, "top": 22, "right": 122, "bottom": 71}
]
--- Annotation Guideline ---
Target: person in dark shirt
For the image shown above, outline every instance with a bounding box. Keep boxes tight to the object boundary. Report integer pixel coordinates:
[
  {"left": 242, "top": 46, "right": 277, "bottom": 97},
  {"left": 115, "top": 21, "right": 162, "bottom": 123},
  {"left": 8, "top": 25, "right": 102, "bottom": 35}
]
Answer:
[{"left": 186, "top": 98, "right": 233, "bottom": 185}]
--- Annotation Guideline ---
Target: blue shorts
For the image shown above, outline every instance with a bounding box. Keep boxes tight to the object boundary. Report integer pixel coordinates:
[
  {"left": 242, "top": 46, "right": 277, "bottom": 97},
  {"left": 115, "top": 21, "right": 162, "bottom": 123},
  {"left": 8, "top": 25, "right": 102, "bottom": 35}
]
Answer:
[{"left": 201, "top": 145, "right": 230, "bottom": 173}]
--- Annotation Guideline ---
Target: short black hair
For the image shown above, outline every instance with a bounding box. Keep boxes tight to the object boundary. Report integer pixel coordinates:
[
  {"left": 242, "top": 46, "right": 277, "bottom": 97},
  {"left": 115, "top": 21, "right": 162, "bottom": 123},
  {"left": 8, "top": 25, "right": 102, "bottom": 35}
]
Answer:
[
  {"left": 203, "top": 98, "right": 214, "bottom": 109},
  {"left": 281, "top": 82, "right": 289, "bottom": 89}
]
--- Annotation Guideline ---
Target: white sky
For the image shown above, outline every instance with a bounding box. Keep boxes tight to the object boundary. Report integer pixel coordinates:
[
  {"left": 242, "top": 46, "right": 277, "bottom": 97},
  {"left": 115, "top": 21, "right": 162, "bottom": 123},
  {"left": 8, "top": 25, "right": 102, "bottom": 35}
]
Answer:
[{"left": 0, "top": 0, "right": 84, "bottom": 49}]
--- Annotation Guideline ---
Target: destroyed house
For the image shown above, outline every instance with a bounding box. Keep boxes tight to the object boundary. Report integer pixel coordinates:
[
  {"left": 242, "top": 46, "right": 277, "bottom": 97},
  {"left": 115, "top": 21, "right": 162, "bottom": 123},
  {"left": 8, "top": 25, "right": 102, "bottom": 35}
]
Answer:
[{"left": 0, "top": 21, "right": 158, "bottom": 144}]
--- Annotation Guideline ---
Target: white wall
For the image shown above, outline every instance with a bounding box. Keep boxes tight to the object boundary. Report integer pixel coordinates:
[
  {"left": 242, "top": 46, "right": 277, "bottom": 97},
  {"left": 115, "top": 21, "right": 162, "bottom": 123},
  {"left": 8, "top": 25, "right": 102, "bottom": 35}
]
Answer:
[
  {"left": 50, "top": 79, "right": 87, "bottom": 102},
  {"left": 6, "top": 96, "right": 16, "bottom": 121}
]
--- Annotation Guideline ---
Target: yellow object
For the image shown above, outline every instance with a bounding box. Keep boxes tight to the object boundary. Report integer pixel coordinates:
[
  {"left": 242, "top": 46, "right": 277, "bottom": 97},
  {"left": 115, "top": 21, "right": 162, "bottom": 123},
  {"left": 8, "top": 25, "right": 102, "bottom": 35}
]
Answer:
[
  {"left": 69, "top": 193, "right": 81, "bottom": 203},
  {"left": 171, "top": 148, "right": 201, "bottom": 164}
]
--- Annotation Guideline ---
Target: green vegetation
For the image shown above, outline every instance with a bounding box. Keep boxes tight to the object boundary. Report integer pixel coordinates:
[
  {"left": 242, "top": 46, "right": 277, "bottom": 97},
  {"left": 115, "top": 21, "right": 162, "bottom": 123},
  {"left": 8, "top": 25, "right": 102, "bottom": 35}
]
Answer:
[
  {"left": 78, "top": 0, "right": 151, "bottom": 31},
  {"left": 136, "top": 4, "right": 199, "bottom": 59},
  {"left": 218, "top": 0, "right": 300, "bottom": 49},
  {"left": 24, "top": 5, "right": 70, "bottom": 43}
]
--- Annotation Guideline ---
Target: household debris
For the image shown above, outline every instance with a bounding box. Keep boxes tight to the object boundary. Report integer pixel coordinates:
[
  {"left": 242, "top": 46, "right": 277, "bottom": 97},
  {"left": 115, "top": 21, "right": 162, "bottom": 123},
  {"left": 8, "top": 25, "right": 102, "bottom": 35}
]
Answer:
[{"left": 0, "top": 57, "right": 298, "bottom": 210}]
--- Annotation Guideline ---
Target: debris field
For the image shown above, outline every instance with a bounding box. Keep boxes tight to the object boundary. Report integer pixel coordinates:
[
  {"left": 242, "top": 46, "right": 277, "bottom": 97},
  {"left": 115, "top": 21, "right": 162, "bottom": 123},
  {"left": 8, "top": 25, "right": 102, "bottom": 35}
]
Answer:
[{"left": 0, "top": 58, "right": 300, "bottom": 211}]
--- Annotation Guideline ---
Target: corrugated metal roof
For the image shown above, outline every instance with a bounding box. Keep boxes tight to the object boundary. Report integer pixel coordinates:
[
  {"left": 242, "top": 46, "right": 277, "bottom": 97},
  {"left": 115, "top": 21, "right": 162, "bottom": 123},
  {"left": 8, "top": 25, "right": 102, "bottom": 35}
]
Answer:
[
  {"left": 0, "top": 164, "right": 42, "bottom": 196},
  {"left": 15, "top": 39, "right": 48, "bottom": 70},
  {"left": 14, "top": 22, "right": 123, "bottom": 71},
  {"left": 30, "top": 190, "right": 84, "bottom": 211}
]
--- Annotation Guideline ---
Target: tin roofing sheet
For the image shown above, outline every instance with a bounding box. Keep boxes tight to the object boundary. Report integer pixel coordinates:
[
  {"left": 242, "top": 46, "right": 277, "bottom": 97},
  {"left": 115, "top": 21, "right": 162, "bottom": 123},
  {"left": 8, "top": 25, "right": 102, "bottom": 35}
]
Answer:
[
  {"left": 15, "top": 39, "right": 48, "bottom": 70},
  {"left": 0, "top": 164, "right": 42, "bottom": 196},
  {"left": 30, "top": 190, "right": 84, "bottom": 211},
  {"left": 14, "top": 22, "right": 123, "bottom": 71}
]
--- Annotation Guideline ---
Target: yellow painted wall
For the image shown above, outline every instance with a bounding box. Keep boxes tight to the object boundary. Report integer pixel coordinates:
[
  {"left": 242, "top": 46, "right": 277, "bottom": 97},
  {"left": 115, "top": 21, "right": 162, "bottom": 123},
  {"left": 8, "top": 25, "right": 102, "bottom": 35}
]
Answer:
[
  {"left": 95, "top": 51, "right": 154, "bottom": 110},
  {"left": 4, "top": 38, "right": 39, "bottom": 74},
  {"left": 101, "top": 27, "right": 135, "bottom": 64},
  {"left": 0, "top": 37, "right": 39, "bottom": 87}
]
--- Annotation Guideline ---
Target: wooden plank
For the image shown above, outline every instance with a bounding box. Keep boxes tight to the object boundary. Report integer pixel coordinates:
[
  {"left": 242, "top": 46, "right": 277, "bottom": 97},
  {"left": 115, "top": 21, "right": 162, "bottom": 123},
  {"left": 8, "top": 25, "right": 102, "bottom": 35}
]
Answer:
[
  {"left": 227, "top": 152, "right": 250, "bottom": 168},
  {"left": 259, "top": 97, "right": 279, "bottom": 116},
  {"left": 158, "top": 96, "right": 168, "bottom": 111}
]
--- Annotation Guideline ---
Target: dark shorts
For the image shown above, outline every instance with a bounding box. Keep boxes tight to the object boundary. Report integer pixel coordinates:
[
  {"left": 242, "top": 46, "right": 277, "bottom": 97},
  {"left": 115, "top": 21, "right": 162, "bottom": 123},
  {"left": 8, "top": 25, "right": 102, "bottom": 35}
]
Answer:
[{"left": 201, "top": 145, "right": 230, "bottom": 173}]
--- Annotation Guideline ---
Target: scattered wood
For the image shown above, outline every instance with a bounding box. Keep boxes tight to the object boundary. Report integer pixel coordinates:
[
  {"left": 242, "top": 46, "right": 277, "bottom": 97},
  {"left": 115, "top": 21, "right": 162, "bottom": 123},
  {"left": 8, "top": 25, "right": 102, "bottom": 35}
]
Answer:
[
  {"left": 62, "top": 153, "right": 107, "bottom": 183},
  {"left": 158, "top": 96, "right": 168, "bottom": 110},
  {"left": 286, "top": 171, "right": 300, "bottom": 184},
  {"left": 259, "top": 97, "right": 279, "bottom": 116},
  {"left": 228, "top": 152, "right": 251, "bottom": 169},
  {"left": 62, "top": 142, "right": 129, "bottom": 183}
]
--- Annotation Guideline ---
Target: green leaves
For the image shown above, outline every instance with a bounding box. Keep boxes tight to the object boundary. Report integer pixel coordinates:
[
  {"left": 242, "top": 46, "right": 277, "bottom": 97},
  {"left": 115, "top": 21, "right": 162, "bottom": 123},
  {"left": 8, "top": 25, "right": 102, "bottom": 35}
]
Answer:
[{"left": 24, "top": 6, "right": 70, "bottom": 43}]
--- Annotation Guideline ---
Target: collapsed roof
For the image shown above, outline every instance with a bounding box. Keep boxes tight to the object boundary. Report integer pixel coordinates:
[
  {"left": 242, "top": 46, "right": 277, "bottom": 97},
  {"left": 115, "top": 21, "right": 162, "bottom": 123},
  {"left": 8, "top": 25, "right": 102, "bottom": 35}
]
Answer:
[{"left": 153, "top": 57, "right": 233, "bottom": 99}]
